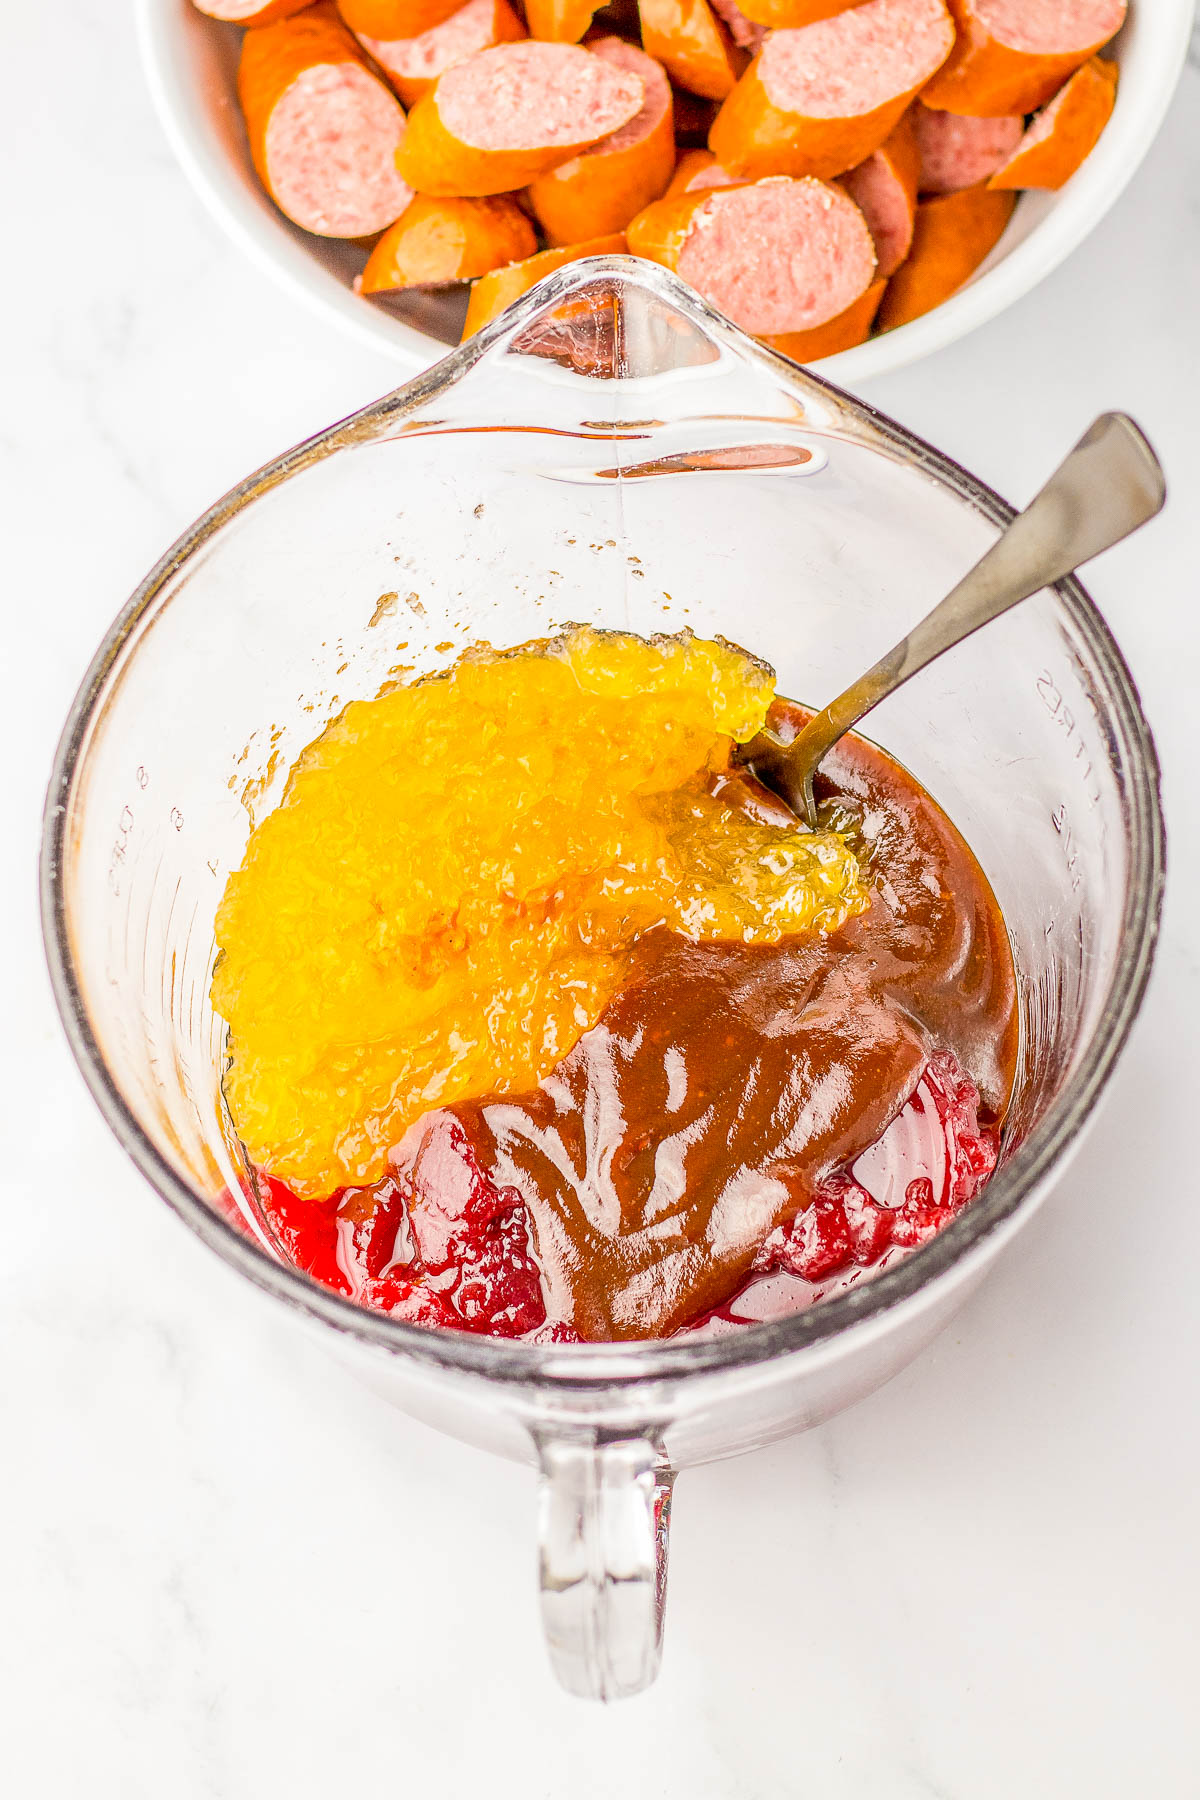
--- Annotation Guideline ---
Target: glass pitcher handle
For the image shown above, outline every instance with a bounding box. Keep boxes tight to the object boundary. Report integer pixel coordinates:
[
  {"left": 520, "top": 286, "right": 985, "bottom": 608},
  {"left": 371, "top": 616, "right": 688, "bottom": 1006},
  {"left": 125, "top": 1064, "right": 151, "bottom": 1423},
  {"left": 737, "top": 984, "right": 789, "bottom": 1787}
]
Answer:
[{"left": 535, "top": 1434, "right": 674, "bottom": 1701}]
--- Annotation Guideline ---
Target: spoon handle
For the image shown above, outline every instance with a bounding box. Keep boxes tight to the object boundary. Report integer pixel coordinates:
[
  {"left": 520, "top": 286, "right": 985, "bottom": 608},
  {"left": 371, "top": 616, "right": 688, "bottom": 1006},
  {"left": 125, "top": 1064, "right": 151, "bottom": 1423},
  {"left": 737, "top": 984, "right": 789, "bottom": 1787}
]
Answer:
[{"left": 763, "top": 413, "right": 1165, "bottom": 825}]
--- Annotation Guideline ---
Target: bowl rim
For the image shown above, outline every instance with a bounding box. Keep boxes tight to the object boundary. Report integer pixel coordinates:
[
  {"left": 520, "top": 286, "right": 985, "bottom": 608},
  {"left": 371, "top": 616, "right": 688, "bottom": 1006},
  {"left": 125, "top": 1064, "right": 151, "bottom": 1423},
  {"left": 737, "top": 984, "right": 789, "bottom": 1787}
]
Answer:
[
  {"left": 134, "top": 0, "right": 1193, "bottom": 383},
  {"left": 40, "top": 261, "right": 1167, "bottom": 1388}
]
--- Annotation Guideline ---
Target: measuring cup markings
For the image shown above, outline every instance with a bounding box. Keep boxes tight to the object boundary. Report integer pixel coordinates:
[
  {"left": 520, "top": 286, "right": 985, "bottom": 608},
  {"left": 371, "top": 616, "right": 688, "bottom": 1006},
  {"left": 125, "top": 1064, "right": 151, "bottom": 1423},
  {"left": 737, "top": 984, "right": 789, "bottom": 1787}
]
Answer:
[
  {"left": 107, "top": 803, "right": 135, "bottom": 899},
  {"left": 1036, "top": 666, "right": 1103, "bottom": 810},
  {"left": 1050, "top": 804, "right": 1085, "bottom": 897}
]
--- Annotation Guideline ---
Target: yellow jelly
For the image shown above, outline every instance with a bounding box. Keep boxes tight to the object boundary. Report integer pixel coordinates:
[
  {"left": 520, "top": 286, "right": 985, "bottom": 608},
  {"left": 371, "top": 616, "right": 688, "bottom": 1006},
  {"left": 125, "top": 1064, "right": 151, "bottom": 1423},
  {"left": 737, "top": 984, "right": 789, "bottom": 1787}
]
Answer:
[{"left": 212, "top": 628, "right": 867, "bottom": 1196}]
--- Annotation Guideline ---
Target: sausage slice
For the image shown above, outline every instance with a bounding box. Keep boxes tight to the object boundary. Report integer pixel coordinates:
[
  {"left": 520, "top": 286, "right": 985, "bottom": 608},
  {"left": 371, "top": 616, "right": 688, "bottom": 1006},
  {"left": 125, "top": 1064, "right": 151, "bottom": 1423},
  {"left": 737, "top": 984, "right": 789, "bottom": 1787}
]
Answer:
[
  {"left": 988, "top": 54, "right": 1117, "bottom": 189},
  {"left": 528, "top": 40, "right": 676, "bottom": 244},
  {"left": 730, "top": 0, "right": 866, "bottom": 29},
  {"left": 238, "top": 4, "right": 413, "bottom": 237},
  {"left": 876, "top": 182, "right": 1014, "bottom": 329},
  {"left": 709, "top": 0, "right": 956, "bottom": 181},
  {"left": 637, "top": 0, "right": 748, "bottom": 102},
  {"left": 356, "top": 0, "right": 525, "bottom": 108},
  {"left": 629, "top": 175, "right": 877, "bottom": 335},
  {"left": 666, "top": 146, "right": 743, "bottom": 194},
  {"left": 761, "top": 275, "right": 885, "bottom": 361},
  {"left": 838, "top": 109, "right": 920, "bottom": 279},
  {"left": 922, "top": 0, "right": 1126, "bottom": 117},
  {"left": 359, "top": 192, "right": 536, "bottom": 288},
  {"left": 707, "top": 0, "right": 768, "bottom": 49},
  {"left": 914, "top": 100, "right": 1023, "bottom": 191},
  {"left": 398, "top": 40, "right": 645, "bottom": 193},
  {"left": 336, "top": 0, "right": 466, "bottom": 37},
  {"left": 523, "top": 0, "right": 601, "bottom": 39}
]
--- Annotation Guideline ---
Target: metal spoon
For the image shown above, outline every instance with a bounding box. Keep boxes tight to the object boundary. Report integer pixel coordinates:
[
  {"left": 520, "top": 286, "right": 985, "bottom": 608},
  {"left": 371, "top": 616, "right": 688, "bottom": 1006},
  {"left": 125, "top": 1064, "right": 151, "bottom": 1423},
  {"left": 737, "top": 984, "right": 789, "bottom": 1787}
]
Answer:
[{"left": 742, "top": 413, "right": 1166, "bottom": 827}]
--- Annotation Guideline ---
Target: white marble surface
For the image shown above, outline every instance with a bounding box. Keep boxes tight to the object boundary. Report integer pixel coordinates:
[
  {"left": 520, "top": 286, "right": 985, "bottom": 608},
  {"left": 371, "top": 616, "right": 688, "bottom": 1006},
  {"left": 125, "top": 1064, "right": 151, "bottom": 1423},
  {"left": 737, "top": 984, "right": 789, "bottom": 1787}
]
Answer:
[{"left": 5, "top": 4, "right": 1200, "bottom": 1792}]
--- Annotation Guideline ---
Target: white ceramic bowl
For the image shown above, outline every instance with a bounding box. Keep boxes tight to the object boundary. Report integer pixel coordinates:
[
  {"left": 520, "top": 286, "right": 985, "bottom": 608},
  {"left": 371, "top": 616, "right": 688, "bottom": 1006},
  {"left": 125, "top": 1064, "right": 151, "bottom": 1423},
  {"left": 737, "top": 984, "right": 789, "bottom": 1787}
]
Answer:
[{"left": 137, "top": 0, "right": 1192, "bottom": 381}]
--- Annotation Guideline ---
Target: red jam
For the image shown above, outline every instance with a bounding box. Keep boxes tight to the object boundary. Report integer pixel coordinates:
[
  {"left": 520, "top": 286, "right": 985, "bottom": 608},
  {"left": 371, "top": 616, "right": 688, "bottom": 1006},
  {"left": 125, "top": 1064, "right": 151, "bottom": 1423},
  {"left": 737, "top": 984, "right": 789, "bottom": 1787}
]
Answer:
[{"left": 244, "top": 1046, "right": 998, "bottom": 1339}]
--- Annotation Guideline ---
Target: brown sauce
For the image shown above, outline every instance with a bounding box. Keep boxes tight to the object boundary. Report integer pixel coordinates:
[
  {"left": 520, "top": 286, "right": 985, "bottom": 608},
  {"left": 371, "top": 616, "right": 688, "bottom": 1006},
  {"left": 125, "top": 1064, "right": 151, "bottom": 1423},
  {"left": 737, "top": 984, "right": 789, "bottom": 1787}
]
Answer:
[{"left": 445, "top": 705, "right": 1019, "bottom": 1340}]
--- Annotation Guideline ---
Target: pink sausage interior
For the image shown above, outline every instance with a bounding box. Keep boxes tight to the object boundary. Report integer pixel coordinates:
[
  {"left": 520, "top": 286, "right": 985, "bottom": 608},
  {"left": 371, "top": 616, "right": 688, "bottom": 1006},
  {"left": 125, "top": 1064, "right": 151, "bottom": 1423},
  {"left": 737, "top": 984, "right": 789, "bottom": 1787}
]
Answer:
[
  {"left": 915, "top": 105, "right": 1023, "bottom": 192},
  {"left": 356, "top": 0, "right": 500, "bottom": 83},
  {"left": 839, "top": 148, "right": 913, "bottom": 277},
  {"left": 708, "top": 0, "right": 768, "bottom": 51},
  {"left": 994, "top": 57, "right": 1113, "bottom": 174},
  {"left": 681, "top": 158, "right": 743, "bottom": 193},
  {"left": 677, "top": 177, "right": 877, "bottom": 334},
  {"left": 585, "top": 39, "right": 671, "bottom": 157},
  {"left": 760, "top": 0, "right": 956, "bottom": 120},
  {"left": 437, "top": 42, "right": 644, "bottom": 152},
  {"left": 1006, "top": 66, "right": 1081, "bottom": 153},
  {"left": 973, "top": 0, "right": 1125, "bottom": 54},
  {"left": 265, "top": 62, "right": 413, "bottom": 236}
]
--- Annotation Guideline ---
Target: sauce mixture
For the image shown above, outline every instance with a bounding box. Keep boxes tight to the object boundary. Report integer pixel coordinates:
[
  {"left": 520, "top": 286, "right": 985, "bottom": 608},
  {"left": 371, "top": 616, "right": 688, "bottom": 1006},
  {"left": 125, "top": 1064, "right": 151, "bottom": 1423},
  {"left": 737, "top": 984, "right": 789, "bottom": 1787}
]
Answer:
[
  {"left": 213, "top": 630, "right": 1018, "bottom": 1342},
  {"left": 212, "top": 628, "right": 865, "bottom": 1199}
]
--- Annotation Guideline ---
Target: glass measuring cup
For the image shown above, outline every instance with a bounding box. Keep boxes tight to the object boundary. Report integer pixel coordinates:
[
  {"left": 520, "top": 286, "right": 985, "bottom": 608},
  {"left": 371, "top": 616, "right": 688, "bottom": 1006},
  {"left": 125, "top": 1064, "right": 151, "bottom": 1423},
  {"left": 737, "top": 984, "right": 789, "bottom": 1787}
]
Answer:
[{"left": 41, "top": 259, "right": 1164, "bottom": 1702}]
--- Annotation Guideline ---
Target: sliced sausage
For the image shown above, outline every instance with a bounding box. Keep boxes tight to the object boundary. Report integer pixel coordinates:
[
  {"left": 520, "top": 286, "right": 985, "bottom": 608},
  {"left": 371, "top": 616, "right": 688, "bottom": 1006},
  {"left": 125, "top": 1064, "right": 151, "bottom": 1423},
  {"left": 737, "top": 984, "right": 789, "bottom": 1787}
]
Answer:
[
  {"left": 914, "top": 100, "right": 1023, "bottom": 191},
  {"left": 629, "top": 176, "right": 877, "bottom": 335},
  {"left": 238, "top": 4, "right": 414, "bottom": 236},
  {"left": 666, "top": 146, "right": 743, "bottom": 193},
  {"left": 838, "top": 108, "right": 919, "bottom": 277},
  {"left": 524, "top": 0, "right": 600, "bottom": 39},
  {"left": 709, "top": 0, "right": 956, "bottom": 181},
  {"left": 336, "top": 0, "right": 466, "bottom": 36},
  {"left": 707, "top": 0, "right": 768, "bottom": 49},
  {"left": 194, "top": 1, "right": 312, "bottom": 23},
  {"left": 527, "top": 40, "right": 676, "bottom": 243},
  {"left": 627, "top": 188, "right": 719, "bottom": 263},
  {"left": 729, "top": 0, "right": 866, "bottom": 28},
  {"left": 461, "top": 233, "right": 628, "bottom": 335},
  {"left": 761, "top": 275, "right": 885, "bottom": 360},
  {"left": 359, "top": 192, "right": 536, "bottom": 287},
  {"left": 876, "top": 183, "right": 1014, "bottom": 330},
  {"left": 637, "top": 0, "right": 748, "bottom": 102},
  {"left": 989, "top": 54, "right": 1117, "bottom": 188},
  {"left": 922, "top": 0, "right": 1126, "bottom": 117},
  {"left": 356, "top": 0, "right": 525, "bottom": 108},
  {"left": 397, "top": 40, "right": 645, "bottom": 194}
]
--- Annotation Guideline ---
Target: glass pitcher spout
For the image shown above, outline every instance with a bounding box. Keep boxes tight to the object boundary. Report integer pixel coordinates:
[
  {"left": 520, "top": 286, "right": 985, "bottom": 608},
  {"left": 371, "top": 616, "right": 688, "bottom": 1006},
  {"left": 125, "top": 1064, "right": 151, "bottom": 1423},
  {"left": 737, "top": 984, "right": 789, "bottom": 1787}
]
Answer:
[
  {"left": 469, "top": 254, "right": 736, "bottom": 385},
  {"left": 351, "top": 256, "right": 851, "bottom": 453}
]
